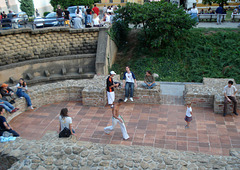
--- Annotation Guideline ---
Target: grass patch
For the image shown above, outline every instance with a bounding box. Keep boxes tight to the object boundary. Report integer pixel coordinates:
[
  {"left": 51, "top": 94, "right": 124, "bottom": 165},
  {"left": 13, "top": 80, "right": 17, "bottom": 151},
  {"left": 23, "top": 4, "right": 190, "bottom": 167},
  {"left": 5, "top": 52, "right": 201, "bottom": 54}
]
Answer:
[{"left": 111, "top": 28, "right": 240, "bottom": 83}]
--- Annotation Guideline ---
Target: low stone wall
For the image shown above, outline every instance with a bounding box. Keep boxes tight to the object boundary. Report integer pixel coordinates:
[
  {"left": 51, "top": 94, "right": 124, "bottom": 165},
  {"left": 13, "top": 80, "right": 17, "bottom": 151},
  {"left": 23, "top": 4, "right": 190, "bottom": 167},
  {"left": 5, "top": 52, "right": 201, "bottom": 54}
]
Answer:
[
  {"left": 184, "top": 78, "right": 240, "bottom": 114},
  {"left": 6, "top": 75, "right": 162, "bottom": 121},
  {"left": 0, "top": 131, "right": 240, "bottom": 169},
  {"left": 114, "top": 81, "right": 161, "bottom": 104}
]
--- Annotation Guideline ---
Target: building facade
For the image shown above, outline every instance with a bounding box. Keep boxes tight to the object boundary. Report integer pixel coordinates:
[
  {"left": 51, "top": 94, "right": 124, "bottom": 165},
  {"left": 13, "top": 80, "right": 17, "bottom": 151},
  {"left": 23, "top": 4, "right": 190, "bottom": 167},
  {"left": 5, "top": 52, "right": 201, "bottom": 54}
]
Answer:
[{"left": 0, "top": 0, "right": 53, "bottom": 16}]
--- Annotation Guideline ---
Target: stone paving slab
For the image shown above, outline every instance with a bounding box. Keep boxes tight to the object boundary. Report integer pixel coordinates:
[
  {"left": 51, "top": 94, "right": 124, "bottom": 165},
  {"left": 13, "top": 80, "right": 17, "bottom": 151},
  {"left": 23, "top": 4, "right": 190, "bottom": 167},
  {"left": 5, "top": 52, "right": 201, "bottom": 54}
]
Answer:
[{"left": 9, "top": 102, "right": 240, "bottom": 156}]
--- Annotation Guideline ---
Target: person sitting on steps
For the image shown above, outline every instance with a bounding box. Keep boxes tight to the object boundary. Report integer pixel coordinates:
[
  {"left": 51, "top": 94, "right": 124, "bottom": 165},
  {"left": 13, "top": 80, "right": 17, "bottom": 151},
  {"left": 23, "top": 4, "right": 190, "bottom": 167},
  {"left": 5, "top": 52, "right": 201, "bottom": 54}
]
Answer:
[
  {"left": 223, "top": 80, "right": 238, "bottom": 117},
  {"left": 16, "top": 78, "right": 34, "bottom": 110},
  {"left": 142, "top": 71, "right": 156, "bottom": 89}
]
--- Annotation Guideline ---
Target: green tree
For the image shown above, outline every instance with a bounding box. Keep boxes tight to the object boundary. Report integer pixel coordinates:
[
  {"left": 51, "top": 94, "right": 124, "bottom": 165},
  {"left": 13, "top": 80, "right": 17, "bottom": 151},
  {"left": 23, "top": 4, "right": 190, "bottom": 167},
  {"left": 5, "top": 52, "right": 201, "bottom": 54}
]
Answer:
[
  {"left": 50, "top": 0, "right": 94, "bottom": 11},
  {"left": 112, "top": 2, "right": 196, "bottom": 48},
  {"left": 18, "top": 0, "right": 34, "bottom": 17},
  {"left": 202, "top": 0, "right": 228, "bottom": 7}
]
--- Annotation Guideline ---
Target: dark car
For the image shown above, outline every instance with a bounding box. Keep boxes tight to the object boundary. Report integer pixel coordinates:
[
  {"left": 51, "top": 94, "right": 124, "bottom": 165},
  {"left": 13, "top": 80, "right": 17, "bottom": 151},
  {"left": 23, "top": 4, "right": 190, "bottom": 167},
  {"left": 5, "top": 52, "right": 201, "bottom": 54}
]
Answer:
[{"left": 34, "top": 12, "right": 64, "bottom": 28}]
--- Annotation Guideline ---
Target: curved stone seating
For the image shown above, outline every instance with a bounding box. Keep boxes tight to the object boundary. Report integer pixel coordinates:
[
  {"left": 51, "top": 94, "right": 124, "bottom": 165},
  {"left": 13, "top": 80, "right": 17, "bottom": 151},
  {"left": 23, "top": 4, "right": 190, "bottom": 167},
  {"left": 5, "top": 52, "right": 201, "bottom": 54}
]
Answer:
[
  {"left": 5, "top": 75, "right": 162, "bottom": 121},
  {"left": 184, "top": 78, "right": 240, "bottom": 114}
]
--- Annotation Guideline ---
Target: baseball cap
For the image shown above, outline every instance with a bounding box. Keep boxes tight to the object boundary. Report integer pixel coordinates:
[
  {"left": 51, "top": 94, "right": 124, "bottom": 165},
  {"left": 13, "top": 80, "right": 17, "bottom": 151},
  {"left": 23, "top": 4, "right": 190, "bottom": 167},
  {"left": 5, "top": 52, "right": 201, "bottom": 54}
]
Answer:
[{"left": 110, "top": 71, "right": 116, "bottom": 75}]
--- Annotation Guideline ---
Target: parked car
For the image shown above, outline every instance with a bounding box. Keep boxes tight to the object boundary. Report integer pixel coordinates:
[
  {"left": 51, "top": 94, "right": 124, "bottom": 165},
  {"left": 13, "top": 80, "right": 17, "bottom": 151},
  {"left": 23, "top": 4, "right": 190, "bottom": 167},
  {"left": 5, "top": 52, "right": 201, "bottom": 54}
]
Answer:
[
  {"left": 11, "top": 12, "right": 28, "bottom": 24},
  {"left": 0, "top": 18, "right": 12, "bottom": 30},
  {"left": 34, "top": 12, "right": 64, "bottom": 28},
  {"left": 67, "top": 6, "right": 85, "bottom": 26}
]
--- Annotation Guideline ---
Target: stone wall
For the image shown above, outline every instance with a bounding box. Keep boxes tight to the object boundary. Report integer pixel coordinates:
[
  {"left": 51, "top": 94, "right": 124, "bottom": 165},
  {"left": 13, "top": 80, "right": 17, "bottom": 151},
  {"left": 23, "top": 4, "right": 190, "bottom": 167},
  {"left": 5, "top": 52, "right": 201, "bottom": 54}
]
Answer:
[
  {"left": 184, "top": 78, "right": 240, "bottom": 114},
  {"left": 1, "top": 131, "right": 240, "bottom": 169},
  {"left": 0, "top": 28, "right": 98, "bottom": 66},
  {"left": 0, "top": 27, "right": 118, "bottom": 85}
]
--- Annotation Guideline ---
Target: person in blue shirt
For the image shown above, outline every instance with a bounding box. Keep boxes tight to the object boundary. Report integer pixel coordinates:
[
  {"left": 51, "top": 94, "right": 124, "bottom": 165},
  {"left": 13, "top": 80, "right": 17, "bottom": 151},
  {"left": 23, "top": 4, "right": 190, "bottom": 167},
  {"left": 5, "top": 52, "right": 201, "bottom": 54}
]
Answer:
[
  {"left": 0, "top": 106, "right": 19, "bottom": 137},
  {"left": 122, "top": 66, "right": 137, "bottom": 102},
  {"left": 216, "top": 4, "right": 223, "bottom": 25}
]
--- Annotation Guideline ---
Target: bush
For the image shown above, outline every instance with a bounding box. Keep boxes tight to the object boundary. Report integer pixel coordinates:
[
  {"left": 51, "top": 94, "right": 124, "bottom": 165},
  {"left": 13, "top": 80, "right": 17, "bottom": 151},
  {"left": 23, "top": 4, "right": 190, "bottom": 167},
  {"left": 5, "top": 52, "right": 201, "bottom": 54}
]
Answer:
[
  {"left": 44, "top": 12, "right": 51, "bottom": 17},
  {"left": 112, "top": 2, "right": 196, "bottom": 49},
  {"left": 111, "top": 28, "right": 240, "bottom": 83}
]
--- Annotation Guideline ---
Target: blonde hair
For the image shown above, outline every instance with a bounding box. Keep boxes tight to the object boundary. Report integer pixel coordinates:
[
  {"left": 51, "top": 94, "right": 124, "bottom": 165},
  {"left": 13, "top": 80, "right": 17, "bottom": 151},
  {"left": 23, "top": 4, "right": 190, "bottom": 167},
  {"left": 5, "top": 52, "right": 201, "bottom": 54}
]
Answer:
[
  {"left": 93, "top": 13, "right": 97, "bottom": 19},
  {"left": 186, "top": 101, "right": 192, "bottom": 105}
]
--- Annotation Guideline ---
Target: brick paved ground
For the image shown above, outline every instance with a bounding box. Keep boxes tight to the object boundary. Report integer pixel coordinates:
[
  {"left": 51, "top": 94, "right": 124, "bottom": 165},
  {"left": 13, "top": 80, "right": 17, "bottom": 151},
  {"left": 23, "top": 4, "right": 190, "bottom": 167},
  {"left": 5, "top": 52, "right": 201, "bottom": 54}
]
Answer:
[{"left": 10, "top": 101, "right": 240, "bottom": 156}]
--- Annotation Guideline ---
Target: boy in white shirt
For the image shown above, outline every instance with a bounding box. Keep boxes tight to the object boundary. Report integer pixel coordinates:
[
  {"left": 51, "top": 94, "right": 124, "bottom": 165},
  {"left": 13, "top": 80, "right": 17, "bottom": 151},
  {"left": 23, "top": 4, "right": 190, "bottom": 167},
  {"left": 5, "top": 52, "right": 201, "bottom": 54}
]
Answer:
[{"left": 185, "top": 101, "right": 193, "bottom": 128}]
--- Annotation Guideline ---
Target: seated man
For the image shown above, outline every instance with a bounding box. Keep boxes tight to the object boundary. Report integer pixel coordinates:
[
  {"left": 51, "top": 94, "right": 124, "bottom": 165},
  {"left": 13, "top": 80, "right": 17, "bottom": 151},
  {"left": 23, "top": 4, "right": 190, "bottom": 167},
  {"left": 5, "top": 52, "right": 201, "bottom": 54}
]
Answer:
[
  {"left": 0, "top": 94, "right": 18, "bottom": 113},
  {"left": 142, "top": 71, "right": 156, "bottom": 89},
  {"left": 0, "top": 106, "right": 19, "bottom": 137},
  {"left": 0, "top": 83, "right": 15, "bottom": 103},
  {"left": 223, "top": 80, "right": 238, "bottom": 117}
]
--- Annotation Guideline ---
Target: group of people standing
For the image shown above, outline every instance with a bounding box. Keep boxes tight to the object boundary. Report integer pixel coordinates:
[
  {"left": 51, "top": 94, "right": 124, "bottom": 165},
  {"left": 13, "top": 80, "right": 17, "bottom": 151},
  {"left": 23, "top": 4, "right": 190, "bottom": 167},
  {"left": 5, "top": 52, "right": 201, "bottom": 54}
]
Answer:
[{"left": 0, "top": 78, "right": 34, "bottom": 137}]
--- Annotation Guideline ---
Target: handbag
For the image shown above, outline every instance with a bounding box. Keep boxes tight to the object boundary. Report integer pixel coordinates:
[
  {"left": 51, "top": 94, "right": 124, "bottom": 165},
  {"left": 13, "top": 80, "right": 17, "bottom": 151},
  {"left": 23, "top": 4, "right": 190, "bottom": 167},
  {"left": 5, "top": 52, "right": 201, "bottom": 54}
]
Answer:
[{"left": 59, "top": 127, "right": 71, "bottom": 138}]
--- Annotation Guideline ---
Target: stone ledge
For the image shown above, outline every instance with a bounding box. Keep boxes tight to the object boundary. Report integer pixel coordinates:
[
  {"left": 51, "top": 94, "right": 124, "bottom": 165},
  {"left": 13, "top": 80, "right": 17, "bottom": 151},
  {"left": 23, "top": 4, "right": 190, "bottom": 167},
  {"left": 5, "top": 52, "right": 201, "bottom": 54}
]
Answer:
[
  {"left": 0, "top": 131, "right": 240, "bottom": 169},
  {"left": 0, "top": 54, "right": 96, "bottom": 71},
  {"left": 184, "top": 78, "right": 240, "bottom": 114},
  {"left": 0, "top": 27, "right": 100, "bottom": 36}
]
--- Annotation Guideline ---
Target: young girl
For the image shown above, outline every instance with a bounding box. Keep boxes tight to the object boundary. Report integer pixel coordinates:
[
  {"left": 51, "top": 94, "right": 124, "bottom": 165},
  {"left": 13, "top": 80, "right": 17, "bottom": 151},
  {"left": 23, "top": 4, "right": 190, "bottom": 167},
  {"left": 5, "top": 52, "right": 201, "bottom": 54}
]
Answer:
[
  {"left": 59, "top": 108, "right": 75, "bottom": 136},
  {"left": 185, "top": 101, "right": 193, "bottom": 128},
  {"left": 16, "top": 78, "right": 34, "bottom": 110}
]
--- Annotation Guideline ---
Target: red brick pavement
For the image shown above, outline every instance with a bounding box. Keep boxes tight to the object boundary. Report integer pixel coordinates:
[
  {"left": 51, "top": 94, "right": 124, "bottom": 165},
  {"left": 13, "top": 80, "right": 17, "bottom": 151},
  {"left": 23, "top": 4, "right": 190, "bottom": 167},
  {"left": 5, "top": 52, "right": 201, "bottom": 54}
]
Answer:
[{"left": 10, "top": 102, "right": 240, "bottom": 156}]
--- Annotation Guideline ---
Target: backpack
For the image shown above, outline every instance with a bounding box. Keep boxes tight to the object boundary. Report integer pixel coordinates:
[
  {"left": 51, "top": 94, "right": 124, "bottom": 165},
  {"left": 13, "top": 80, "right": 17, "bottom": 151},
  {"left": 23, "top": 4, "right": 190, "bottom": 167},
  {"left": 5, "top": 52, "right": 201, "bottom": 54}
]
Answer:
[{"left": 59, "top": 127, "right": 71, "bottom": 138}]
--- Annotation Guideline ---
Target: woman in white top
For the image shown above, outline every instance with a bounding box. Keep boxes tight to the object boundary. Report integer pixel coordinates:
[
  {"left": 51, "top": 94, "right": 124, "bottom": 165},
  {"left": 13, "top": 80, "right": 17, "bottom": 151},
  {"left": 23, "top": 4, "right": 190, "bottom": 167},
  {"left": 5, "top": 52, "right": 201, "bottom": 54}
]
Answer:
[
  {"left": 93, "top": 13, "right": 100, "bottom": 27},
  {"left": 16, "top": 78, "right": 33, "bottom": 110},
  {"left": 59, "top": 108, "right": 75, "bottom": 136},
  {"left": 74, "top": 6, "right": 83, "bottom": 29}
]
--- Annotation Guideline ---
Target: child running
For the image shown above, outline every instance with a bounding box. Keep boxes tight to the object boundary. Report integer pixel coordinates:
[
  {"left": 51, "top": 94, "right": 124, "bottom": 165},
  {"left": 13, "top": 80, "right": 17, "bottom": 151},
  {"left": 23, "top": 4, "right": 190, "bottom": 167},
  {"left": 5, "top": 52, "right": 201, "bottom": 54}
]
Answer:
[
  {"left": 104, "top": 99, "right": 129, "bottom": 140},
  {"left": 185, "top": 101, "right": 193, "bottom": 128}
]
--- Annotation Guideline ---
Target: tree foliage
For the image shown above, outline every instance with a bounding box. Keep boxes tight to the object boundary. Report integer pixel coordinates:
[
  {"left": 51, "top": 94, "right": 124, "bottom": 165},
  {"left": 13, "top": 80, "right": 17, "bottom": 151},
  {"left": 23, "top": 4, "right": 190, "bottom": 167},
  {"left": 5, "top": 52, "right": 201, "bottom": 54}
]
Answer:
[
  {"left": 202, "top": 0, "right": 228, "bottom": 7},
  {"left": 111, "top": 2, "right": 196, "bottom": 48},
  {"left": 18, "top": 0, "right": 34, "bottom": 16},
  {"left": 50, "top": 0, "right": 94, "bottom": 10}
]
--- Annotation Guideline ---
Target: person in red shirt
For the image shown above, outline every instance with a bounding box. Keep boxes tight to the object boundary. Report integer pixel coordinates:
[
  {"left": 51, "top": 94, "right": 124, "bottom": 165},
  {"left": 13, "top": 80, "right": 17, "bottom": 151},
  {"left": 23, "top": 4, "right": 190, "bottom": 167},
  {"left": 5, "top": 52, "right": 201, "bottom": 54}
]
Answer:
[{"left": 92, "top": 4, "right": 100, "bottom": 16}]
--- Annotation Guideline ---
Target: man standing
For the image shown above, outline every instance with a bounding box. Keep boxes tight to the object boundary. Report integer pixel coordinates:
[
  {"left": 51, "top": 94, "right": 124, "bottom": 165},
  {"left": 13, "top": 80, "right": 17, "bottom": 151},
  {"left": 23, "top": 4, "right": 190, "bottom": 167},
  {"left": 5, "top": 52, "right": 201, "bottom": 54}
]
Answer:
[
  {"left": 92, "top": 4, "right": 100, "bottom": 16},
  {"left": 106, "top": 71, "right": 119, "bottom": 108},
  {"left": 104, "top": 99, "right": 129, "bottom": 140},
  {"left": 7, "top": 10, "right": 13, "bottom": 19},
  {"left": 223, "top": 80, "right": 238, "bottom": 117},
  {"left": 122, "top": 66, "right": 137, "bottom": 102},
  {"left": 216, "top": 4, "right": 223, "bottom": 25},
  {"left": 56, "top": 5, "right": 63, "bottom": 26}
]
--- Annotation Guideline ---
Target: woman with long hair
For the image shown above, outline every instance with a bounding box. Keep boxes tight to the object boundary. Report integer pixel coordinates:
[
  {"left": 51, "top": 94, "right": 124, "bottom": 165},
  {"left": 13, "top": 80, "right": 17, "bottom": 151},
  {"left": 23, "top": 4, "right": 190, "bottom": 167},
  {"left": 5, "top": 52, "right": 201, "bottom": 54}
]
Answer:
[
  {"left": 59, "top": 108, "right": 75, "bottom": 136},
  {"left": 16, "top": 78, "right": 34, "bottom": 110},
  {"left": 74, "top": 6, "right": 83, "bottom": 29}
]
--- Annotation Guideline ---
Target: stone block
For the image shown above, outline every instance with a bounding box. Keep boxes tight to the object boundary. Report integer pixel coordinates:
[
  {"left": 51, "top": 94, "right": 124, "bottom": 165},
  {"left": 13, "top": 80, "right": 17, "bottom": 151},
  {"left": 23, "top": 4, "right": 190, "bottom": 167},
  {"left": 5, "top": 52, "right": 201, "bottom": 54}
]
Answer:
[
  {"left": 26, "top": 73, "right": 34, "bottom": 80},
  {"left": 44, "top": 70, "right": 51, "bottom": 77}
]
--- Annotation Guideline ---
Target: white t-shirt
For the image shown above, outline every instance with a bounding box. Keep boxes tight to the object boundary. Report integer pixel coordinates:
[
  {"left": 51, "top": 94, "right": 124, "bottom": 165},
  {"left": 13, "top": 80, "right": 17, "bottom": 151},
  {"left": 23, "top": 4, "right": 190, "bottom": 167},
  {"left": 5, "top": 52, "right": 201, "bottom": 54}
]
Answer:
[
  {"left": 105, "top": 15, "right": 111, "bottom": 22},
  {"left": 125, "top": 72, "right": 135, "bottom": 83},
  {"left": 190, "top": 8, "right": 198, "bottom": 14},
  {"left": 186, "top": 107, "right": 192, "bottom": 117},
  {"left": 59, "top": 116, "right": 72, "bottom": 131},
  {"left": 75, "top": 9, "right": 82, "bottom": 18},
  {"left": 224, "top": 85, "right": 237, "bottom": 96},
  {"left": 93, "top": 17, "right": 100, "bottom": 25}
]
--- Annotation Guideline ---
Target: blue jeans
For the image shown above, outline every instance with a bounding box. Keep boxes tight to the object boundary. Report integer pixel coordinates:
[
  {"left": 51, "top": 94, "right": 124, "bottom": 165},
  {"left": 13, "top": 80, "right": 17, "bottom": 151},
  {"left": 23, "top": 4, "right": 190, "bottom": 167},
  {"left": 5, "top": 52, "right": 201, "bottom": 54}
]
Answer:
[
  {"left": 0, "top": 129, "right": 19, "bottom": 137},
  {"left": 142, "top": 82, "right": 156, "bottom": 89},
  {"left": 16, "top": 89, "right": 32, "bottom": 107},
  {"left": 87, "top": 15, "right": 92, "bottom": 24},
  {"left": 0, "top": 100, "right": 14, "bottom": 112},
  {"left": 125, "top": 82, "right": 134, "bottom": 98}
]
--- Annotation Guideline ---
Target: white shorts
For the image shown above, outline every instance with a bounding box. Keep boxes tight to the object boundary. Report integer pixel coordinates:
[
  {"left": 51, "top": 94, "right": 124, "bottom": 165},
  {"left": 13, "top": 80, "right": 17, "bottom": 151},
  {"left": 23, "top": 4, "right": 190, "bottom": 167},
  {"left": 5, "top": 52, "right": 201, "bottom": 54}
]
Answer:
[{"left": 107, "top": 91, "right": 115, "bottom": 105}]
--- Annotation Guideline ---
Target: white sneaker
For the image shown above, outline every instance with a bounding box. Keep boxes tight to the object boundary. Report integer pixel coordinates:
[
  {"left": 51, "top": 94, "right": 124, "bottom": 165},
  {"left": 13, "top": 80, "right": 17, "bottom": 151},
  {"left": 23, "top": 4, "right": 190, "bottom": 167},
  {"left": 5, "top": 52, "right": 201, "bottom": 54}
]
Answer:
[
  {"left": 30, "top": 106, "right": 34, "bottom": 110},
  {"left": 20, "top": 97, "right": 23, "bottom": 99},
  {"left": 129, "top": 97, "right": 133, "bottom": 101},
  {"left": 124, "top": 98, "right": 128, "bottom": 102}
]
